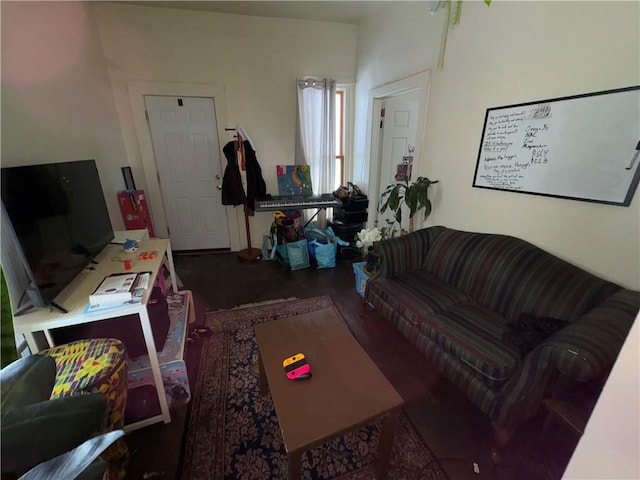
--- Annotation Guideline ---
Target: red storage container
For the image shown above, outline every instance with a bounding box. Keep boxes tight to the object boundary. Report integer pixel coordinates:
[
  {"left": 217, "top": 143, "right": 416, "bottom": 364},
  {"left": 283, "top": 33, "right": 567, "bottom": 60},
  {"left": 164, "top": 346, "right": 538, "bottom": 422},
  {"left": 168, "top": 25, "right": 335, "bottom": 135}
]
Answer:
[{"left": 118, "top": 190, "right": 155, "bottom": 237}]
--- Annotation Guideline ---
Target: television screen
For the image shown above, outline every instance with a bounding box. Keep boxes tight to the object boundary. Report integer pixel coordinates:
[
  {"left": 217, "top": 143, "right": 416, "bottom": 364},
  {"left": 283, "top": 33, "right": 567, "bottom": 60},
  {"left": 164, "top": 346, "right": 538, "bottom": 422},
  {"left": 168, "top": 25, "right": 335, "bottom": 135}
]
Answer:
[{"left": 1, "top": 159, "right": 114, "bottom": 310}]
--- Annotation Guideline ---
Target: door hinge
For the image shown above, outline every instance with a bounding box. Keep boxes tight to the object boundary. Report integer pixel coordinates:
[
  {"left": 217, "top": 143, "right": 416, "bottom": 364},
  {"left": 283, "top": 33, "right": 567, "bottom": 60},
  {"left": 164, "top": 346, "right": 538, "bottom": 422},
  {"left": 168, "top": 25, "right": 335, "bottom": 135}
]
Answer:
[
  {"left": 166, "top": 226, "right": 170, "bottom": 236},
  {"left": 144, "top": 110, "right": 149, "bottom": 122}
]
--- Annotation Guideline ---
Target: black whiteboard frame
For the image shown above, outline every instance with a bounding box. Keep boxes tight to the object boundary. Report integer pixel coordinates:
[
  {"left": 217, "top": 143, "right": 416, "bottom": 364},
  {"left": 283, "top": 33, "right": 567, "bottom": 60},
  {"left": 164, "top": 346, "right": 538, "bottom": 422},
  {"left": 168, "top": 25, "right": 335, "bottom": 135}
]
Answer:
[{"left": 473, "top": 85, "right": 640, "bottom": 207}]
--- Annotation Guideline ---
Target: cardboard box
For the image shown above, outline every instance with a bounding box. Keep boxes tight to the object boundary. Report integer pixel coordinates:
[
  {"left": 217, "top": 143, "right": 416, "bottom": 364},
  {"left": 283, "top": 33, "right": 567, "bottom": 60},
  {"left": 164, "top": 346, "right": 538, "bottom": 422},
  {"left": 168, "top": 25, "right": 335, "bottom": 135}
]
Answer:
[{"left": 353, "top": 261, "right": 370, "bottom": 298}]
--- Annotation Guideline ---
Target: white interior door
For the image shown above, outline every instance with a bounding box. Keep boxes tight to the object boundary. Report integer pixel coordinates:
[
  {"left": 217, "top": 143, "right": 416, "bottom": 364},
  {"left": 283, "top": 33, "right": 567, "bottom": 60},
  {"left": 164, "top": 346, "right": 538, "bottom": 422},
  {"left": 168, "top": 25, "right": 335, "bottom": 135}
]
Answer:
[
  {"left": 145, "top": 95, "right": 230, "bottom": 250},
  {"left": 376, "top": 90, "right": 421, "bottom": 232}
]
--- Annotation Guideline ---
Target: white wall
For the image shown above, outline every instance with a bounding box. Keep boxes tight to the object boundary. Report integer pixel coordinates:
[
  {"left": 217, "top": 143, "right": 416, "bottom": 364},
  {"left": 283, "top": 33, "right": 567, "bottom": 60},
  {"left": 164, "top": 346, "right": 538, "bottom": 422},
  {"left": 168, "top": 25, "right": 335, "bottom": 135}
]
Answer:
[
  {"left": 354, "top": 1, "right": 640, "bottom": 290},
  {"left": 91, "top": 3, "right": 357, "bottom": 250},
  {"left": 3, "top": 2, "right": 636, "bottom": 282},
  {"left": 1, "top": 1, "right": 128, "bottom": 231},
  {"left": 562, "top": 311, "right": 640, "bottom": 479}
]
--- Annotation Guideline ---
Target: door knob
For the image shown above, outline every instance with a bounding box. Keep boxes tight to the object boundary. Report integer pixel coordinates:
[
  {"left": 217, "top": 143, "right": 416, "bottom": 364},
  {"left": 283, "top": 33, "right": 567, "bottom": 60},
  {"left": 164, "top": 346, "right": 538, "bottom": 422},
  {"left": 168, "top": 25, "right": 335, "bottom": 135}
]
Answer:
[
  {"left": 217, "top": 185, "right": 222, "bottom": 190},
  {"left": 215, "top": 174, "right": 221, "bottom": 180}
]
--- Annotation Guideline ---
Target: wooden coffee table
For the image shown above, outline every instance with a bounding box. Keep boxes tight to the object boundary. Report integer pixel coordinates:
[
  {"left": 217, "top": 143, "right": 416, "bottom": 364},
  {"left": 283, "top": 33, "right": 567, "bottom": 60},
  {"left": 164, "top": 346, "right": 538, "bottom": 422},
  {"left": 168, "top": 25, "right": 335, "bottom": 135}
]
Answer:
[{"left": 254, "top": 307, "right": 404, "bottom": 479}]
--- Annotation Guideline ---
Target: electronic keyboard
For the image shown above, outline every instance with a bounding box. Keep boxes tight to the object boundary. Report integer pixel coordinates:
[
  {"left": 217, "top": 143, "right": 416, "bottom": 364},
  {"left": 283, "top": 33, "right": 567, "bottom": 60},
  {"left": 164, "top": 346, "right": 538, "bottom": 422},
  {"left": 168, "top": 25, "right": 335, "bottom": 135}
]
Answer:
[{"left": 255, "top": 195, "right": 342, "bottom": 212}]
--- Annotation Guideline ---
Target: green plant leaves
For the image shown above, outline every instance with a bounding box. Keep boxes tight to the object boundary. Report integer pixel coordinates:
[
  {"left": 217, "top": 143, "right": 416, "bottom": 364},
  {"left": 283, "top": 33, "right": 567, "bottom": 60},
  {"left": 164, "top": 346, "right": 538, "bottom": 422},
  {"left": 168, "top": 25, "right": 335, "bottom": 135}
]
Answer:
[
  {"left": 1, "top": 267, "right": 19, "bottom": 369},
  {"left": 378, "top": 177, "right": 438, "bottom": 233},
  {"left": 380, "top": 183, "right": 401, "bottom": 212},
  {"left": 438, "top": 0, "right": 491, "bottom": 69}
]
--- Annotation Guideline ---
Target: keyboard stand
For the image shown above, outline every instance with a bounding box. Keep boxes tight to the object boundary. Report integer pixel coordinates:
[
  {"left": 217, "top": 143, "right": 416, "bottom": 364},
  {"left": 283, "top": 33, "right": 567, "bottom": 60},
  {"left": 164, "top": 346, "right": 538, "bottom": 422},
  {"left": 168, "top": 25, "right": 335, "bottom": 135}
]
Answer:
[{"left": 303, "top": 206, "right": 327, "bottom": 229}]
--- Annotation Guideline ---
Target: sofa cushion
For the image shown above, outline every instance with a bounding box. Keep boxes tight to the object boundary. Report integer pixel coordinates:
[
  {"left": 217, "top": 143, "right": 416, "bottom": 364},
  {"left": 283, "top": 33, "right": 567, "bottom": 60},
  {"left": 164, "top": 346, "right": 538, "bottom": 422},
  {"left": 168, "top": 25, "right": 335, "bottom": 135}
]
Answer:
[
  {"left": 502, "top": 313, "right": 570, "bottom": 356},
  {"left": 367, "top": 269, "right": 471, "bottom": 336},
  {"left": 423, "top": 228, "right": 619, "bottom": 322},
  {"left": 373, "top": 226, "right": 446, "bottom": 278},
  {"left": 418, "top": 302, "right": 521, "bottom": 387},
  {"left": 413, "top": 330, "right": 497, "bottom": 417}
]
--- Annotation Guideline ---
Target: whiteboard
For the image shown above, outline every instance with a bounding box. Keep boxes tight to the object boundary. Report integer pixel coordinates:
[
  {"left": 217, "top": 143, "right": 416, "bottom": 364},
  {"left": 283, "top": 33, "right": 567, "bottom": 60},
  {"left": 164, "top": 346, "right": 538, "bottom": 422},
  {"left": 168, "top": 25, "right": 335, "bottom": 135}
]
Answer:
[{"left": 473, "top": 86, "right": 640, "bottom": 206}]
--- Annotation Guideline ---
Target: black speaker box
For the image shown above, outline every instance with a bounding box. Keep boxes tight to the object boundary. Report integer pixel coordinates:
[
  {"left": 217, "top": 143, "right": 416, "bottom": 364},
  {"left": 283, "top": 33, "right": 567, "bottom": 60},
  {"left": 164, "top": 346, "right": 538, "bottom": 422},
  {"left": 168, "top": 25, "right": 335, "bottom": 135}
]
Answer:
[
  {"left": 51, "top": 286, "right": 170, "bottom": 358},
  {"left": 330, "top": 221, "right": 366, "bottom": 259},
  {"left": 329, "top": 221, "right": 365, "bottom": 243},
  {"left": 340, "top": 195, "right": 369, "bottom": 212},
  {"left": 333, "top": 208, "right": 368, "bottom": 224}
]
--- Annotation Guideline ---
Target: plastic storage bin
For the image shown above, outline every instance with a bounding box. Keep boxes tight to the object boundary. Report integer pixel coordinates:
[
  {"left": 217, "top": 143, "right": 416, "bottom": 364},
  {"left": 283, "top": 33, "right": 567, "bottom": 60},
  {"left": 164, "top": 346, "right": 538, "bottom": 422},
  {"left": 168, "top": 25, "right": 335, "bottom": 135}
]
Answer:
[{"left": 353, "top": 261, "right": 370, "bottom": 298}]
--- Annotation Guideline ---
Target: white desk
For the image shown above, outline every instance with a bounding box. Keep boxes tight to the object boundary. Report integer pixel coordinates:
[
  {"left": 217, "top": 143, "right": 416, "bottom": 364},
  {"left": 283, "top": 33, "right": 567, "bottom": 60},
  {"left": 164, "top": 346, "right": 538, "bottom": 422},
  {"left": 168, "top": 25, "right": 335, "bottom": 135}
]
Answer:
[{"left": 13, "top": 235, "right": 178, "bottom": 430}]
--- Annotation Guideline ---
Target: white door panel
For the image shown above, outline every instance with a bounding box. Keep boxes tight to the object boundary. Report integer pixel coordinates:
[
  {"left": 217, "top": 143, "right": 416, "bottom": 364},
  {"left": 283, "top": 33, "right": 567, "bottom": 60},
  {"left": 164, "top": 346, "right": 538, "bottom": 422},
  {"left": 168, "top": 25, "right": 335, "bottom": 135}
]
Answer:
[
  {"left": 376, "top": 91, "right": 421, "bottom": 232},
  {"left": 145, "top": 95, "right": 230, "bottom": 250}
]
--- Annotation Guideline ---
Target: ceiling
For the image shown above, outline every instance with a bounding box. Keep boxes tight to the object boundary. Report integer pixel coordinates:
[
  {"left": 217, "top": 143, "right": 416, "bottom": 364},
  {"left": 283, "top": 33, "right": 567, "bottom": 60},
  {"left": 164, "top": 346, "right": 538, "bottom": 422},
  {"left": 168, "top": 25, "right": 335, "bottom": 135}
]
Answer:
[{"left": 120, "top": 1, "right": 403, "bottom": 25}]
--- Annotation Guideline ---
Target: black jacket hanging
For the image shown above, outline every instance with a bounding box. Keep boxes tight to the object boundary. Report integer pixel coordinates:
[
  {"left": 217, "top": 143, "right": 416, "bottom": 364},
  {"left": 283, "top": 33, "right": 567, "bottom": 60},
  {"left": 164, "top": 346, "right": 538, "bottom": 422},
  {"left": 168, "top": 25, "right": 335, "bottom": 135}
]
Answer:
[
  {"left": 221, "top": 140, "right": 246, "bottom": 206},
  {"left": 242, "top": 140, "right": 269, "bottom": 212}
]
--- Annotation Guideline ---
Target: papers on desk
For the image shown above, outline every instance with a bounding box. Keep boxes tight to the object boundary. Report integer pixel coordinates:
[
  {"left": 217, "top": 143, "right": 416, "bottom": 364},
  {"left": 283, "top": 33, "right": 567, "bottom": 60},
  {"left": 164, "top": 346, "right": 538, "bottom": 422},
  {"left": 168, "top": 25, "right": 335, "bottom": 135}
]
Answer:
[{"left": 86, "top": 272, "right": 151, "bottom": 313}]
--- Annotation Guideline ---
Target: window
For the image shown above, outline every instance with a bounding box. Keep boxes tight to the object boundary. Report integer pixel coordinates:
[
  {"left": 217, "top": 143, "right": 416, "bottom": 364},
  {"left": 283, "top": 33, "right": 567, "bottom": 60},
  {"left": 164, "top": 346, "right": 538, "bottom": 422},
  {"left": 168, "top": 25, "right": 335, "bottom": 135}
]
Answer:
[
  {"left": 335, "top": 88, "right": 345, "bottom": 188},
  {"left": 296, "top": 79, "right": 350, "bottom": 194}
]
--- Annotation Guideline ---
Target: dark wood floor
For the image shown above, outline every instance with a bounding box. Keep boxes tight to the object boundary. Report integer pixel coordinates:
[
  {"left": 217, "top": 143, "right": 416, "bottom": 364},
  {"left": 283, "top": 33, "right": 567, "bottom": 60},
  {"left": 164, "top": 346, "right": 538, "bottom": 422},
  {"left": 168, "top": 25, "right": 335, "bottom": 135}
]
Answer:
[{"left": 123, "top": 252, "right": 580, "bottom": 480}]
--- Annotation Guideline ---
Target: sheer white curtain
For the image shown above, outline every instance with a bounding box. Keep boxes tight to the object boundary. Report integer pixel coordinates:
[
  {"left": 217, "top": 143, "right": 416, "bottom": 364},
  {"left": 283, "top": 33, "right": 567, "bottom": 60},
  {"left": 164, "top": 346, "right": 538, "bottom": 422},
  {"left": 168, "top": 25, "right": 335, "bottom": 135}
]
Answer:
[{"left": 296, "top": 78, "right": 337, "bottom": 197}]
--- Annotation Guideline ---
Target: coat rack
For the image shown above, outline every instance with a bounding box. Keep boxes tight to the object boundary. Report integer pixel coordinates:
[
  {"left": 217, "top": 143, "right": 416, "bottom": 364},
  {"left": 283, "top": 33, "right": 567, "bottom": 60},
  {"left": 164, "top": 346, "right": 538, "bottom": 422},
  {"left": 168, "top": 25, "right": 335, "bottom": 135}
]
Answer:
[{"left": 226, "top": 128, "right": 262, "bottom": 263}]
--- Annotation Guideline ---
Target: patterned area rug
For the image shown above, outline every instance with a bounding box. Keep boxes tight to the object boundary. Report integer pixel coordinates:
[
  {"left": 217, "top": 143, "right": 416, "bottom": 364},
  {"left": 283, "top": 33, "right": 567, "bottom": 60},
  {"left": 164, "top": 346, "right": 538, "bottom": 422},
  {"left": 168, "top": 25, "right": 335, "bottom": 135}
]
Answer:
[{"left": 180, "top": 295, "right": 447, "bottom": 480}]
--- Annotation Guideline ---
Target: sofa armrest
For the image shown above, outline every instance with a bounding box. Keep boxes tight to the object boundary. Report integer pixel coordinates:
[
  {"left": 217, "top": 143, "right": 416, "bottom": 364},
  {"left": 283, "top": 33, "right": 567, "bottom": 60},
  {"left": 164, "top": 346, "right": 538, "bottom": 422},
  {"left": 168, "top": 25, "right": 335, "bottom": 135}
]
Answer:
[
  {"left": 543, "top": 289, "right": 639, "bottom": 377},
  {"left": 491, "top": 288, "right": 639, "bottom": 431},
  {"left": 371, "top": 226, "right": 445, "bottom": 279}
]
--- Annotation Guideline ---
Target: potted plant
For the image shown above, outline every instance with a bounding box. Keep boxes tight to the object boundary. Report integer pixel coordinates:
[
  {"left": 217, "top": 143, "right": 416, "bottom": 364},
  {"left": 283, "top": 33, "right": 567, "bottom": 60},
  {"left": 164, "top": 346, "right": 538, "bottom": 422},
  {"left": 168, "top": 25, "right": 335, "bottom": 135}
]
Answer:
[
  {"left": 355, "top": 226, "right": 387, "bottom": 273},
  {"left": 431, "top": 0, "right": 492, "bottom": 69},
  {"left": 379, "top": 176, "right": 438, "bottom": 235}
]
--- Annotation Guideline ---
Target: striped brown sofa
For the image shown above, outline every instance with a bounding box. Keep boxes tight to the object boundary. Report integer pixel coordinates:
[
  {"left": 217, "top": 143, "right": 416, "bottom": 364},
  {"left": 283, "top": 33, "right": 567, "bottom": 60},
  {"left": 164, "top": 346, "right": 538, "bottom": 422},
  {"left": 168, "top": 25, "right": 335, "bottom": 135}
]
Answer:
[{"left": 366, "top": 226, "right": 639, "bottom": 443}]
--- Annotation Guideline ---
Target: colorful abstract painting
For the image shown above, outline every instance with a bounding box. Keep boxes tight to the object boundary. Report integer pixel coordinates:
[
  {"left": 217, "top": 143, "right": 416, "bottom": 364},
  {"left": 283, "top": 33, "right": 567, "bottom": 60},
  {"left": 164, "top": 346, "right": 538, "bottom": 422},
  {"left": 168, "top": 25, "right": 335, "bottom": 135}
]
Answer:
[{"left": 276, "top": 165, "right": 313, "bottom": 196}]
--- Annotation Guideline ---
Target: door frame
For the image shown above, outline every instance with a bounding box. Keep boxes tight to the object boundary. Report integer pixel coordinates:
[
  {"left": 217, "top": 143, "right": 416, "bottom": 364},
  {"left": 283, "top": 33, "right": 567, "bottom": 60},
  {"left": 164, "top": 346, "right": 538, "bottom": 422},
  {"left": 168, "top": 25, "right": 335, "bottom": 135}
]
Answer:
[
  {"left": 366, "top": 71, "right": 431, "bottom": 228},
  {"left": 129, "top": 81, "right": 242, "bottom": 251}
]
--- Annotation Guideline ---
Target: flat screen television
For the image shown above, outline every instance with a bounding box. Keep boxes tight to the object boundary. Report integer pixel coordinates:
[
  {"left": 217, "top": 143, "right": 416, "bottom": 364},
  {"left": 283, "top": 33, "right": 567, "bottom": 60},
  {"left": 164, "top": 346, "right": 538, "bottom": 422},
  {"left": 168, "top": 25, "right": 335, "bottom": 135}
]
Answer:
[{"left": 1, "top": 159, "right": 114, "bottom": 314}]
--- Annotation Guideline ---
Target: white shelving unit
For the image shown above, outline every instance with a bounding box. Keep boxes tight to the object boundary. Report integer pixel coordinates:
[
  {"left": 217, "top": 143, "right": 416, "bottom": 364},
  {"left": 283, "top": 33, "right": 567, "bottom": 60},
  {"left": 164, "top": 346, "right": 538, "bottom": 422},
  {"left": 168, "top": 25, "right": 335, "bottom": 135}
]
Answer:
[
  {"left": 125, "top": 289, "right": 193, "bottom": 431},
  {"left": 13, "top": 231, "right": 180, "bottom": 430},
  {"left": 127, "top": 291, "right": 191, "bottom": 372}
]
